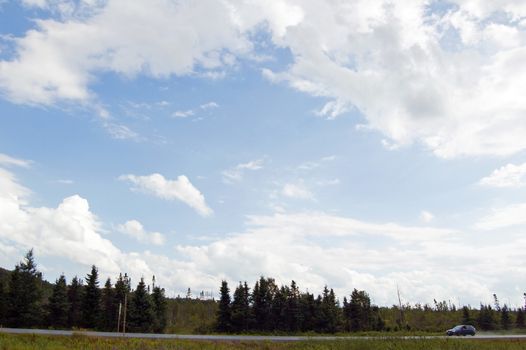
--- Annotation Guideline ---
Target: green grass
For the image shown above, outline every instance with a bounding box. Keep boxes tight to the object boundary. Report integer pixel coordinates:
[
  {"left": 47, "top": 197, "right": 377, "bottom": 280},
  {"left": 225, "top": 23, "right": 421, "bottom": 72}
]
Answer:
[{"left": 2, "top": 333, "right": 526, "bottom": 350}]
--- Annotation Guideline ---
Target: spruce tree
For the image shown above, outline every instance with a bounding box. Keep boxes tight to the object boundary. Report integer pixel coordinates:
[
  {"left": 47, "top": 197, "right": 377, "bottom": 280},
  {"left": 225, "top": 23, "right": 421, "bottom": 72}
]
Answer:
[
  {"left": 48, "top": 274, "right": 69, "bottom": 328},
  {"left": 82, "top": 265, "right": 101, "bottom": 329},
  {"left": 231, "top": 282, "right": 251, "bottom": 332},
  {"left": 67, "top": 276, "right": 83, "bottom": 328},
  {"left": 286, "top": 280, "right": 301, "bottom": 332},
  {"left": 114, "top": 273, "right": 130, "bottom": 331},
  {"left": 127, "top": 278, "right": 154, "bottom": 333},
  {"left": 7, "top": 249, "right": 44, "bottom": 327},
  {"left": 516, "top": 308, "right": 525, "bottom": 328},
  {"left": 501, "top": 305, "right": 511, "bottom": 330},
  {"left": 151, "top": 285, "right": 167, "bottom": 333},
  {"left": 100, "top": 278, "right": 116, "bottom": 331},
  {"left": 0, "top": 280, "right": 5, "bottom": 326},
  {"left": 216, "top": 280, "right": 232, "bottom": 332},
  {"left": 270, "top": 286, "right": 288, "bottom": 331}
]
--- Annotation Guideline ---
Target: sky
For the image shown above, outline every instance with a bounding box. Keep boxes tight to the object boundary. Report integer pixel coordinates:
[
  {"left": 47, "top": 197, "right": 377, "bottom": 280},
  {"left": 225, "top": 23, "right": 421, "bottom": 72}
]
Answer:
[{"left": 1, "top": 0, "right": 526, "bottom": 307}]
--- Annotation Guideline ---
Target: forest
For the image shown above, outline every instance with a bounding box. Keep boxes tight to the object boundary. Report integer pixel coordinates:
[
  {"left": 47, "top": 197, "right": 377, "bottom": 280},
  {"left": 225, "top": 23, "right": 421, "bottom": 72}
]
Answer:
[{"left": 0, "top": 250, "right": 524, "bottom": 334}]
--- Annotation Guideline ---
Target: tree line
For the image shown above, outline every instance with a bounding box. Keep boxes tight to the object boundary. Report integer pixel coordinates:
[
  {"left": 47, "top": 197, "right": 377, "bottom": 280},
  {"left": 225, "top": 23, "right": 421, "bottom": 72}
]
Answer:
[
  {"left": 0, "top": 250, "right": 167, "bottom": 332},
  {"left": 216, "top": 277, "right": 384, "bottom": 333},
  {"left": 216, "top": 278, "right": 526, "bottom": 334}
]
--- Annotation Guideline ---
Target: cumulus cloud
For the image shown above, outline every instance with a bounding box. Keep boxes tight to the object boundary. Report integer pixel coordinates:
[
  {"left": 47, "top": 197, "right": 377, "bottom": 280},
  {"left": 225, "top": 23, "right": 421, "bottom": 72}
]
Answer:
[
  {"left": 119, "top": 173, "right": 213, "bottom": 217},
  {"left": 117, "top": 220, "right": 165, "bottom": 245},
  {"left": 479, "top": 163, "right": 526, "bottom": 188},
  {"left": 2, "top": 160, "right": 525, "bottom": 306},
  {"left": 222, "top": 158, "right": 264, "bottom": 183},
  {"left": 3, "top": 1, "right": 526, "bottom": 157}
]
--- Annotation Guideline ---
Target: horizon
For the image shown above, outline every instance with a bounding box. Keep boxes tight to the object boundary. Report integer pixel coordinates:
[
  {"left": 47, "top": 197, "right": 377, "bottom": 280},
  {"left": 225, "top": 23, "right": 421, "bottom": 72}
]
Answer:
[{"left": 1, "top": 0, "right": 526, "bottom": 308}]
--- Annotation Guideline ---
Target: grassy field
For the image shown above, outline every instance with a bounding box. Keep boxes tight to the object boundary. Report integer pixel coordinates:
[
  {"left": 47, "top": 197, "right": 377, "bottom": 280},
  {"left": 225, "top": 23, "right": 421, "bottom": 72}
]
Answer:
[{"left": 2, "top": 334, "right": 526, "bottom": 350}]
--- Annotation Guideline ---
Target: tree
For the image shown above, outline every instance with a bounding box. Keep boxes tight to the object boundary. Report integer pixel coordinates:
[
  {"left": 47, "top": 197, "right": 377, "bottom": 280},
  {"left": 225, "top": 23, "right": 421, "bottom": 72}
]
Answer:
[
  {"left": 114, "top": 273, "right": 130, "bottom": 331},
  {"left": 461, "top": 306, "right": 473, "bottom": 325},
  {"left": 317, "top": 286, "right": 341, "bottom": 333},
  {"left": 231, "top": 282, "right": 251, "bottom": 332},
  {"left": 151, "top": 285, "right": 168, "bottom": 333},
  {"left": 286, "top": 280, "right": 302, "bottom": 332},
  {"left": 477, "top": 304, "right": 496, "bottom": 331},
  {"left": 48, "top": 274, "right": 69, "bottom": 328},
  {"left": 7, "top": 249, "right": 44, "bottom": 327},
  {"left": 100, "top": 278, "right": 116, "bottom": 331},
  {"left": 516, "top": 308, "right": 525, "bottom": 329},
  {"left": 252, "top": 277, "right": 276, "bottom": 331},
  {"left": 0, "top": 280, "right": 6, "bottom": 326},
  {"left": 127, "top": 278, "right": 154, "bottom": 333},
  {"left": 82, "top": 265, "right": 101, "bottom": 329},
  {"left": 216, "top": 280, "right": 232, "bottom": 332},
  {"left": 501, "top": 305, "right": 511, "bottom": 330},
  {"left": 67, "top": 276, "right": 83, "bottom": 328}
]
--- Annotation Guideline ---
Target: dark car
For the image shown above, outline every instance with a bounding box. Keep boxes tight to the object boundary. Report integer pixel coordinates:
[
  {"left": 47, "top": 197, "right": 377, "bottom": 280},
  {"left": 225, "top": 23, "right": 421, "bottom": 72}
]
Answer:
[{"left": 446, "top": 324, "right": 476, "bottom": 336}]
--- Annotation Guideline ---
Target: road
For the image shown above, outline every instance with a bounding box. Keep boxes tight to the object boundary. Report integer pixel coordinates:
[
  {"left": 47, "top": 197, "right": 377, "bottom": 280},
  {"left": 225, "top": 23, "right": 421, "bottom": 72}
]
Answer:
[{"left": 2, "top": 328, "right": 526, "bottom": 341}]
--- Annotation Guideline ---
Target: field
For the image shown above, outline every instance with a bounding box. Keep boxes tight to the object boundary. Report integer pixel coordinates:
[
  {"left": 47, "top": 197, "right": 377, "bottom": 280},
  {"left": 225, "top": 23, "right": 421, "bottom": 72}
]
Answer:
[{"left": 2, "top": 334, "right": 526, "bottom": 350}]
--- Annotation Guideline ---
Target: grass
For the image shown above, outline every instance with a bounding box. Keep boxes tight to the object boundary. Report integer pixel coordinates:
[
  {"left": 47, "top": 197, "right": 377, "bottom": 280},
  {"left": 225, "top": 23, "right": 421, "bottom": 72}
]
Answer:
[{"left": 2, "top": 333, "right": 526, "bottom": 350}]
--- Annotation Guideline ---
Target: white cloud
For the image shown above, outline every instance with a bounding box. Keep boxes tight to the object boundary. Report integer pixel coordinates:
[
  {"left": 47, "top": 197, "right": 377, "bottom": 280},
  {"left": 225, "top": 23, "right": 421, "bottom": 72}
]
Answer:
[
  {"left": 117, "top": 220, "right": 165, "bottom": 246},
  {"left": 0, "top": 153, "right": 31, "bottom": 168},
  {"left": 222, "top": 158, "right": 264, "bottom": 183},
  {"left": 172, "top": 101, "right": 219, "bottom": 119},
  {"left": 282, "top": 181, "right": 313, "bottom": 200},
  {"left": 474, "top": 203, "right": 526, "bottom": 230},
  {"left": 4, "top": 2, "right": 526, "bottom": 157},
  {"left": 479, "top": 163, "right": 526, "bottom": 188},
  {"left": 420, "top": 210, "right": 434, "bottom": 223},
  {"left": 2, "top": 161, "right": 526, "bottom": 306},
  {"left": 119, "top": 173, "right": 213, "bottom": 217}
]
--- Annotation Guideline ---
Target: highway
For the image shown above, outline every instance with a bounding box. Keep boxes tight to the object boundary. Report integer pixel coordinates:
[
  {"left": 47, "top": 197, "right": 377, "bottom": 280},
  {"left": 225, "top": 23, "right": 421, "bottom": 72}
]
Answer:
[{"left": 2, "top": 328, "right": 526, "bottom": 341}]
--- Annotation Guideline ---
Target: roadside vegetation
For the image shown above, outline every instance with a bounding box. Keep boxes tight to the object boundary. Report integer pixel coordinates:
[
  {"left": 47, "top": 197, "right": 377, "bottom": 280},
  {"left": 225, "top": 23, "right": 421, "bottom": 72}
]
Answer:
[
  {"left": 0, "top": 250, "right": 525, "bottom": 335},
  {"left": 2, "top": 333, "right": 526, "bottom": 350}
]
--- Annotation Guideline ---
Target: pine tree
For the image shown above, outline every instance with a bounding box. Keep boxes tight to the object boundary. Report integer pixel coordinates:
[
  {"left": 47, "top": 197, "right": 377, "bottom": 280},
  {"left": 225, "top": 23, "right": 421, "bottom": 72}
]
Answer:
[
  {"left": 82, "top": 265, "right": 101, "bottom": 329},
  {"left": 114, "top": 273, "right": 130, "bottom": 331},
  {"left": 48, "top": 274, "right": 69, "bottom": 328},
  {"left": 68, "top": 276, "right": 83, "bottom": 328},
  {"left": 7, "top": 249, "right": 44, "bottom": 327},
  {"left": 270, "top": 285, "right": 288, "bottom": 331},
  {"left": 216, "top": 280, "right": 232, "bottom": 332},
  {"left": 252, "top": 277, "right": 276, "bottom": 331},
  {"left": 127, "top": 278, "right": 154, "bottom": 333},
  {"left": 299, "top": 292, "right": 316, "bottom": 332},
  {"left": 477, "top": 304, "right": 496, "bottom": 330},
  {"left": 516, "top": 308, "right": 525, "bottom": 328},
  {"left": 151, "top": 285, "right": 167, "bottom": 333},
  {"left": 100, "top": 278, "right": 116, "bottom": 331}
]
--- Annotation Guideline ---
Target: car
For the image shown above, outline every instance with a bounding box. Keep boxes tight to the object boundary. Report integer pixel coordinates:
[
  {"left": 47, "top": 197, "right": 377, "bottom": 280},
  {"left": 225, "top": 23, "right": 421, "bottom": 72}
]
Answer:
[{"left": 446, "top": 324, "right": 476, "bottom": 336}]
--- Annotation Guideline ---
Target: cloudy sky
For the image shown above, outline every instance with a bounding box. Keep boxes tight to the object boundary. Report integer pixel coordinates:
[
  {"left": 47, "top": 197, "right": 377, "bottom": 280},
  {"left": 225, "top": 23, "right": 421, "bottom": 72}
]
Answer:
[{"left": 1, "top": 0, "right": 526, "bottom": 307}]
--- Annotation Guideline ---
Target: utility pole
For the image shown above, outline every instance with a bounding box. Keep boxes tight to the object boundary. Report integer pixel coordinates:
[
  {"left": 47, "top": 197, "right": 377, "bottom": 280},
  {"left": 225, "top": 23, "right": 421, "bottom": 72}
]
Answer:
[
  {"left": 117, "top": 302, "right": 122, "bottom": 332},
  {"left": 123, "top": 293, "right": 127, "bottom": 334}
]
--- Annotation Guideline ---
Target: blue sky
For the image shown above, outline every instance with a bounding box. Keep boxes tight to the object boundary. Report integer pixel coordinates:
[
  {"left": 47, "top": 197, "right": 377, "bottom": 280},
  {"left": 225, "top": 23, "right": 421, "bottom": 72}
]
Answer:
[{"left": 1, "top": 0, "right": 526, "bottom": 306}]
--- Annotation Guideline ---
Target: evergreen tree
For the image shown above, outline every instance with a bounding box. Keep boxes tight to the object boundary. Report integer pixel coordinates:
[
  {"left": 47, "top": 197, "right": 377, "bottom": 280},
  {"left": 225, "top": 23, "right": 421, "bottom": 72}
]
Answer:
[
  {"left": 477, "top": 304, "right": 497, "bottom": 330},
  {"left": 48, "top": 274, "right": 69, "bottom": 328},
  {"left": 216, "top": 280, "right": 232, "bottom": 332},
  {"left": 286, "top": 280, "right": 302, "bottom": 332},
  {"left": 516, "top": 308, "right": 525, "bottom": 328},
  {"left": 501, "top": 305, "right": 511, "bottom": 330},
  {"left": 252, "top": 277, "right": 276, "bottom": 331},
  {"left": 0, "top": 280, "right": 5, "bottom": 326},
  {"left": 114, "top": 273, "right": 130, "bottom": 331},
  {"left": 271, "top": 285, "right": 288, "bottom": 331},
  {"left": 151, "top": 285, "right": 168, "bottom": 333},
  {"left": 317, "top": 286, "right": 341, "bottom": 333},
  {"left": 7, "top": 250, "right": 44, "bottom": 327},
  {"left": 67, "top": 276, "right": 83, "bottom": 328},
  {"left": 82, "top": 265, "right": 101, "bottom": 329},
  {"left": 299, "top": 292, "right": 316, "bottom": 332},
  {"left": 100, "top": 278, "right": 116, "bottom": 331},
  {"left": 128, "top": 278, "right": 154, "bottom": 333},
  {"left": 231, "top": 282, "right": 251, "bottom": 332},
  {"left": 461, "top": 306, "right": 473, "bottom": 325}
]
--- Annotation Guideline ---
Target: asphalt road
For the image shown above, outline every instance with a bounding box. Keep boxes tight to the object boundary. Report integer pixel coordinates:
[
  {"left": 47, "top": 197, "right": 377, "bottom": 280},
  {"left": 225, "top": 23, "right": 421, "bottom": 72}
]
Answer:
[{"left": 2, "top": 328, "right": 526, "bottom": 341}]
